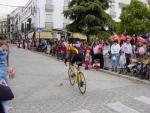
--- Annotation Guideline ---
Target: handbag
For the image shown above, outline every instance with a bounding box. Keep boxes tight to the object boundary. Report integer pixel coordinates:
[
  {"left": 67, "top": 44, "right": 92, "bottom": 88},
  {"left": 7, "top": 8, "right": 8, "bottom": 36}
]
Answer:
[{"left": 0, "top": 84, "right": 14, "bottom": 101}]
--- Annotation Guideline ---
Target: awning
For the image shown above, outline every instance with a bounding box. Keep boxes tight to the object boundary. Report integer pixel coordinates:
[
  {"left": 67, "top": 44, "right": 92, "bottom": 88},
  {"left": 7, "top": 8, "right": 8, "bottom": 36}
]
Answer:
[
  {"left": 72, "top": 33, "right": 87, "bottom": 40},
  {"left": 35, "top": 32, "right": 52, "bottom": 39}
]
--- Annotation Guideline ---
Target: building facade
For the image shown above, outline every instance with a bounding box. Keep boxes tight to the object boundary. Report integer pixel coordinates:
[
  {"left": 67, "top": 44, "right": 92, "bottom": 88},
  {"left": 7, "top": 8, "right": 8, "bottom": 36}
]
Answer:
[
  {"left": 8, "top": 8, "right": 23, "bottom": 39},
  {"left": 6, "top": 0, "right": 71, "bottom": 39},
  {"left": 0, "top": 17, "right": 7, "bottom": 39},
  {"left": 147, "top": 0, "right": 150, "bottom": 8},
  {"left": 108, "top": 0, "right": 148, "bottom": 22},
  {"left": 19, "top": 0, "right": 70, "bottom": 31}
]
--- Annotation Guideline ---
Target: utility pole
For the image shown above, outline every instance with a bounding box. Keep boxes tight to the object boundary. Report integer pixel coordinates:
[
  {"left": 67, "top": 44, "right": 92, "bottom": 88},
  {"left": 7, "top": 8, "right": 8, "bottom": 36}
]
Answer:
[{"left": 37, "top": 8, "right": 41, "bottom": 39}]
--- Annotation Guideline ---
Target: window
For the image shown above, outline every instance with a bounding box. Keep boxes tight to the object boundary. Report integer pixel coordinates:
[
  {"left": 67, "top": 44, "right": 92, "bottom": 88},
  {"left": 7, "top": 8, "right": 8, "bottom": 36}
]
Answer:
[
  {"left": 45, "top": 22, "right": 53, "bottom": 29},
  {"left": 46, "top": 14, "right": 53, "bottom": 22},
  {"left": 64, "top": 0, "right": 70, "bottom": 6},
  {"left": 45, "top": 4, "right": 54, "bottom": 12},
  {"left": 46, "top": 0, "right": 53, "bottom": 4}
]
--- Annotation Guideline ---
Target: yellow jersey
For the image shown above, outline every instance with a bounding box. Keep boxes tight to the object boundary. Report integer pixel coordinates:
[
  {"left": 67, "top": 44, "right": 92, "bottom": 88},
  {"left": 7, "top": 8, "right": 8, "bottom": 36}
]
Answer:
[{"left": 66, "top": 44, "right": 79, "bottom": 55}]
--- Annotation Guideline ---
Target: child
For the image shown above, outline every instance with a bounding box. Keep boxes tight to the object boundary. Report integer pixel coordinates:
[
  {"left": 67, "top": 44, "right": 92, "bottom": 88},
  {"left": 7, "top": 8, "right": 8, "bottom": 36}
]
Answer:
[
  {"left": 84, "top": 49, "right": 91, "bottom": 70},
  {"left": 0, "top": 42, "right": 14, "bottom": 113},
  {"left": 119, "top": 51, "right": 126, "bottom": 74},
  {"left": 131, "top": 54, "right": 137, "bottom": 63},
  {"left": 93, "top": 59, "right": 100, "bottom": 71}
]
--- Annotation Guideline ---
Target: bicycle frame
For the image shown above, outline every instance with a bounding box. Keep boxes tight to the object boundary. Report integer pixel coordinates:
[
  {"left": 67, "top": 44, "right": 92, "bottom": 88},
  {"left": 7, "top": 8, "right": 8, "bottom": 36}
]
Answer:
[
  {"left": 68, "top": 63, "right": 82, "bottom": 83},
  {"left": 66, "top": 62, "right": 86, "bottom": 94}
]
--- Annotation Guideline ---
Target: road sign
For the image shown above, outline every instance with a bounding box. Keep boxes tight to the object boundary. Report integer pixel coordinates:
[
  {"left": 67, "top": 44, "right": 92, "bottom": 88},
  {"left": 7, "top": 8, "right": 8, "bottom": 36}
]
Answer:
[{"left": 36, "top": 28, "right": 43, "bottom": 33}]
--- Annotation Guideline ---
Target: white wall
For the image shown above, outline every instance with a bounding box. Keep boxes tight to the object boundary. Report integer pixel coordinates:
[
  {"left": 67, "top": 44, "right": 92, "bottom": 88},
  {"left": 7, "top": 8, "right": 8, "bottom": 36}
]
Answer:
[
  {"left": 53, "top": 0, "right": 64, "bottom": 29},
  {"left": 36, "top": 0, "right": 46, "bottom": 28},
  {"left": 109, "top": 0, "right": 148, "bottom": 22}
]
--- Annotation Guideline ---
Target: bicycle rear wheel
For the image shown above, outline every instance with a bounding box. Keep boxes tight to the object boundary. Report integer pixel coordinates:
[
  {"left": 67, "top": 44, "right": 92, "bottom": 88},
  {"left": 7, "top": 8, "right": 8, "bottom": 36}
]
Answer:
[
  {"left": 68, "top": 68, "right": 75, "bottom": 86},
  {"left": 77, "top": 72, "right": 86, "bottom": 94}
]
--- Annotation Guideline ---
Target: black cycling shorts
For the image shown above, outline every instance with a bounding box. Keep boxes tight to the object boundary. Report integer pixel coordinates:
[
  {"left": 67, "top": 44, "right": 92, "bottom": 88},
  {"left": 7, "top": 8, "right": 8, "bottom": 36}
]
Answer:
[{"left": 71, "top": 55, "right": 83, "bottom": 66}]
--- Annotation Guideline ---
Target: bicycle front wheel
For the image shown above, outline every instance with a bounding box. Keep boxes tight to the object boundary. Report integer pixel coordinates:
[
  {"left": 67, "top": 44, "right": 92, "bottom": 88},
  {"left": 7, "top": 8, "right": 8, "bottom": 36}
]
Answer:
[
  {"left": 68, "top": 68, "right": 75, "bottom": 86},
  {"left": 77, "top": 72, "right": 86, "bottom": 94}
]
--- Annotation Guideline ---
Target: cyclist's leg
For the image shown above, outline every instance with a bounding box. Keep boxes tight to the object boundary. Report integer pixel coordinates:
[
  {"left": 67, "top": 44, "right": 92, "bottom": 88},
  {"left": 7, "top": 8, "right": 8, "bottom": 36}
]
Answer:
[
  {"left": 76, "top": 55, "right": 84, "bottom": 83},
  {"left": 76, "top": 55, "right": 84, "bottom": 71},
  {"left": 69, "top": 56, "right": 76, "bottom": 76}
]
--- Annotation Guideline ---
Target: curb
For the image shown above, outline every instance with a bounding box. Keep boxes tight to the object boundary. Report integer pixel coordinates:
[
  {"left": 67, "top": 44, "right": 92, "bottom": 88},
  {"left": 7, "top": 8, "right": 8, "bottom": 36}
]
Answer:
[{"left": 100, "top": 69, "right": 150, "bottom": 85}]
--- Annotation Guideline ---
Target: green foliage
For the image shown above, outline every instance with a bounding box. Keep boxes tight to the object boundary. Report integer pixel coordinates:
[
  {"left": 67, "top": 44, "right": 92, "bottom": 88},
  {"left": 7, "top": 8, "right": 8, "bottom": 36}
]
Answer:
[
  {"left": 119, "top": 0, "right": 150, "bottom": 35},
  {"left": 63, "top": 0, "right": 114, "bottom": 41}
]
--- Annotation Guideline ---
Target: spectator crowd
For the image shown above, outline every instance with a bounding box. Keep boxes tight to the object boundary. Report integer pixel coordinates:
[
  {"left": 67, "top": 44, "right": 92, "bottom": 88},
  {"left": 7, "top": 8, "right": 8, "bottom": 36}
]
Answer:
[{"left": 17, "top": 35, "right": 150, "bottom": 81}]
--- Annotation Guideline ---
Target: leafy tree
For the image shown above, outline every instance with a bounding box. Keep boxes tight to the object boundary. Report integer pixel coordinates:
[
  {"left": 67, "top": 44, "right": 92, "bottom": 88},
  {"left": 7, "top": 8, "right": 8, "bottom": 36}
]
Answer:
[
  {"left": 119, "top": 0, "right": 150, "bottom": 36},
  {"left": 63, "top": 0, "right": 114, "bottom": 41}
]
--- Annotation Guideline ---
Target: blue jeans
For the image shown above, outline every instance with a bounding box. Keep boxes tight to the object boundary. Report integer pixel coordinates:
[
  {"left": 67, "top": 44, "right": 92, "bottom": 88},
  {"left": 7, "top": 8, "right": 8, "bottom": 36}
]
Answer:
[
  {"left": 2, "top": 101, "right": 8, "bottom": 113},
  {"left": 111, "top": 53, "right": 120, "bottom": 69}
]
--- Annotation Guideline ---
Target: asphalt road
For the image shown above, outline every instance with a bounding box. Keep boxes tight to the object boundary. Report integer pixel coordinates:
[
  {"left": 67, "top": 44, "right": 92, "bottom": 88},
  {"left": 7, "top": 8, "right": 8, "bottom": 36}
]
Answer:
[{"left": 9, "top": 46, "right": 150, "bottom": 113}]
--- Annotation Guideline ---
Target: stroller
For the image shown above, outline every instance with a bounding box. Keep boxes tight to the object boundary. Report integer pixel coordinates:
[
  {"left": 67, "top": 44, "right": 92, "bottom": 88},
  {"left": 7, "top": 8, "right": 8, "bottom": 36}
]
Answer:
[{"left": 127, "top": 56, "right": 150, "bottom": 79}]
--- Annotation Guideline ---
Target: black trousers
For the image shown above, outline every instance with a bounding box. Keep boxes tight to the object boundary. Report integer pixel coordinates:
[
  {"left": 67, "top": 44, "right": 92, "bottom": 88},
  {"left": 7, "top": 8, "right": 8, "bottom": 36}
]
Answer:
[
  {"left": 99, "top": 54, "right": 104, "bottom": 69},
  {"left": 0, "top": 102, "right": 4, "bottom": 113},
  {"left": 125, "top": 53, "right": 131, "bottom": 66}
]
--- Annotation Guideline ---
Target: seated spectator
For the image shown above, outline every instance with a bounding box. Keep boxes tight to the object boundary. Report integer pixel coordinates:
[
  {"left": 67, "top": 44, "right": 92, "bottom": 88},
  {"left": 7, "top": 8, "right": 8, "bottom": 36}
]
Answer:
[{"left": 93, "top": 59, "right": 100, "bottom": 71}]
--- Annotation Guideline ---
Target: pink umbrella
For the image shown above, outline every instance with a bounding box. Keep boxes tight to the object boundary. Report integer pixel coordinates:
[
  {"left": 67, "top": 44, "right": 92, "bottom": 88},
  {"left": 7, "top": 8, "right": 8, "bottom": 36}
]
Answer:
[
  {"left": 119, "top": 34, "right": 126, "bottom": 41},
  {"left": 111, "top": 35, "right": 118, "bottom": 41},
  {"left": 137, "top": 36, "right": 148, "bottom": 43}
]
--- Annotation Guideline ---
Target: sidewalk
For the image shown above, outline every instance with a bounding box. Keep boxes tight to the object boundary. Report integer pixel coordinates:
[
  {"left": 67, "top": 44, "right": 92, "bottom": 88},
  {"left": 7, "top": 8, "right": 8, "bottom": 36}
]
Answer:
[{"left": 100, "top": 69, "right": 150, "bottom": 85}]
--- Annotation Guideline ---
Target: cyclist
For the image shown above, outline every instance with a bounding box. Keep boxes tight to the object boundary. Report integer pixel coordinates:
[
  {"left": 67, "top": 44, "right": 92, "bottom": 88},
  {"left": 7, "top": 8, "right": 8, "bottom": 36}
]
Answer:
[
  {"left": 65, "top": 39, "right": 84, "bottom": 67},
  {"left": 64, "top": 39, "right": 86, "bottom": 88}
]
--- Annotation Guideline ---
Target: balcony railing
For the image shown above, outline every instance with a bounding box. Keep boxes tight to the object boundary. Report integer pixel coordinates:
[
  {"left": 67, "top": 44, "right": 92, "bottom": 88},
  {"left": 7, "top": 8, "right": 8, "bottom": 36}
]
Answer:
[
  {"left": 45, "top": 4, "right": 54, "bottom": 12},
  {"left": 45, "top": 22, "right": 53, "bottom": 29},
  {"left": 46, "top": 0, "right": 52, "bottom": 4}
]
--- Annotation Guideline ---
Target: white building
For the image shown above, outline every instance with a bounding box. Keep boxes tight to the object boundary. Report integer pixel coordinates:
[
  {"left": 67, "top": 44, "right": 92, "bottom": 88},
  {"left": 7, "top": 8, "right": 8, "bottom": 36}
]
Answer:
[
  {"left": 109, "top": 0, "right": 148, "bottom": 22},
  {"left": 63, "top": 0, "right": 71, "bottom": 29},
  {"left": 0, "top": 0, "right": 71, "bottom": 39},
  {"left": 19, "top": 0, "right": 70, "bottom": 31},
  {"left": 0, "top": 17, "right": 7, "bottom": 38},
  {"left": 147, "top": 0, "right": 150, "bottom": 8},
  {"left": 9, "top": 8, "right": 23, "bottom": 39}
]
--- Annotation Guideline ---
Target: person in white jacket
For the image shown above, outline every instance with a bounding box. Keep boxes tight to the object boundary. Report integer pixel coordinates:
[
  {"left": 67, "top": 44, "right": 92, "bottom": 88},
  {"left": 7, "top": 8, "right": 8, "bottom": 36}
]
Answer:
[{"left": 111, "top": 40, "right": 120, "bottom": 72}]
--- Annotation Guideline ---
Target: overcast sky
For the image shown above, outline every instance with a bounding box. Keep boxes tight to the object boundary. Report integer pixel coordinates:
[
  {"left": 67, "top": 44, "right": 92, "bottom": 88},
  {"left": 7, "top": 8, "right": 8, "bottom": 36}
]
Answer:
[{"left": 0, "top": 0, "right": 29, "bottom": 17}]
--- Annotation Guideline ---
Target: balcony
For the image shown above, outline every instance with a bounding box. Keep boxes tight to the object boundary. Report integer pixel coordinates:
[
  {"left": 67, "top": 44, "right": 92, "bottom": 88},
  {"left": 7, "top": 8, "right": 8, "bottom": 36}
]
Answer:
[
  {"left": 64, "top": 0, "right": 70, "bottom": 6},
  {"left": 45, "top": 22, "right": 53, "bottom": 29},
  {"left": 46, "top": 0, "right": 52, "bottom": 4},
  {"left": 45, "top": 4, "right": 54, "bottom": 12}
]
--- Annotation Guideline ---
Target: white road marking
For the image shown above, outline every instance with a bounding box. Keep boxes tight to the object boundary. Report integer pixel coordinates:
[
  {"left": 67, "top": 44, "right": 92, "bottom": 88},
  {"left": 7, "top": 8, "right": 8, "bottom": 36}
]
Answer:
[
  {"left": 107, "top": 102, "right": 140, "bottom": 113},
  {"left": 71, "top": 109, "right": 91, "bottom": 113},
  {"left": 135, "top": 96, "right": 150, "bottom": 105}
]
